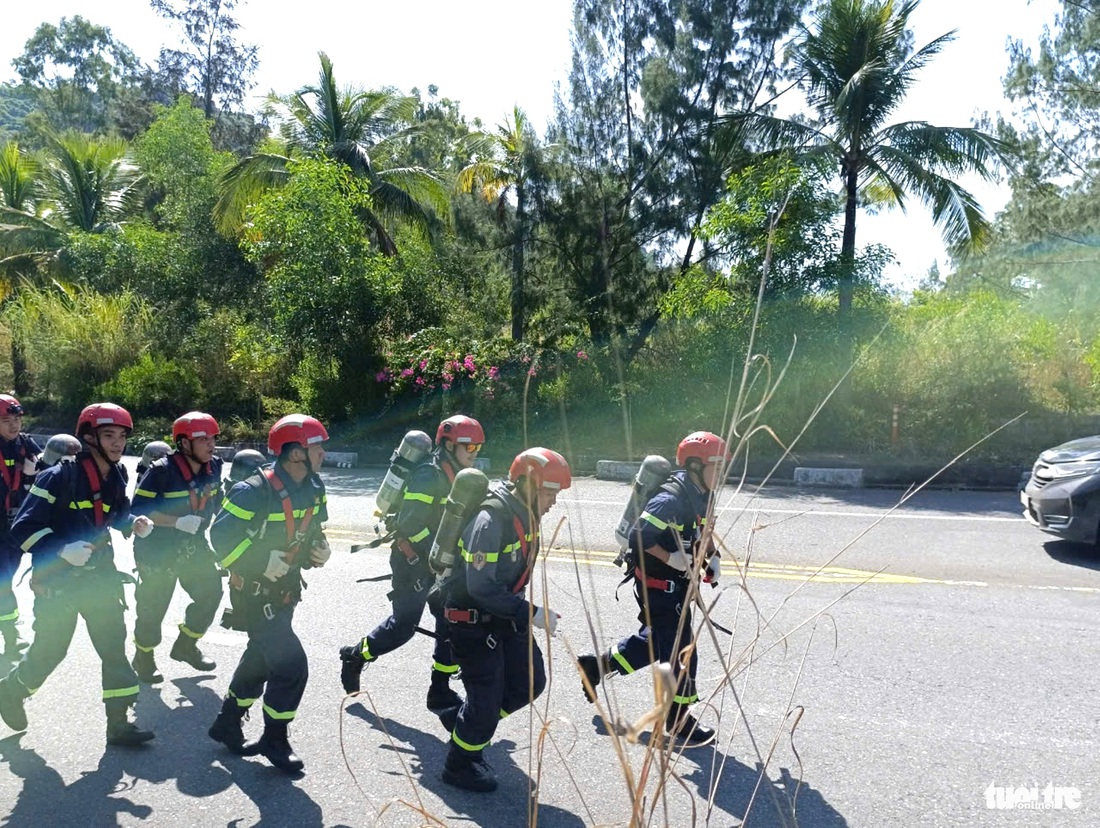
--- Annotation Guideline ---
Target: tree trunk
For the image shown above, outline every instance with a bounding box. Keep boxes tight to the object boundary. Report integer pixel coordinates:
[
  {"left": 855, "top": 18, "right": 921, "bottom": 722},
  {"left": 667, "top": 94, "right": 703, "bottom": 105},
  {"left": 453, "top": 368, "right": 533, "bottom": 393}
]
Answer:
[
  {"left": 839, "top": 163, "right": 859, "bottom": 324},
  {"left": 511, "top": 182, "right": 526, "bottom": 341}
]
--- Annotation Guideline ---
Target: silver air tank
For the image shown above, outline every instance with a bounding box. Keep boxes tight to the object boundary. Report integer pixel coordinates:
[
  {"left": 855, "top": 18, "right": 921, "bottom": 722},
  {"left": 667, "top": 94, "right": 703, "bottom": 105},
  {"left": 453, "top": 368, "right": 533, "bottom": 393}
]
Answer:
[
  {"left": 614, "top": 455, "right": 672, "bottom": 562},
  {"left": 374, "top": 430, "right": 433, "bottom": 517},
  {"left": 428, "top": 467, "right": 490, "bottom": 576}
]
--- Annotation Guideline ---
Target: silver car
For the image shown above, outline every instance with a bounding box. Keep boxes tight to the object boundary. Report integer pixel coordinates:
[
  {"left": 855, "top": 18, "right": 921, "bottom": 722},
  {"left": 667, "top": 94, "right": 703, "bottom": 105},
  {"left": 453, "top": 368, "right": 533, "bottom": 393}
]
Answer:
[{"left": 1021, "top": 435, "right": 1100, "bottom": 545}]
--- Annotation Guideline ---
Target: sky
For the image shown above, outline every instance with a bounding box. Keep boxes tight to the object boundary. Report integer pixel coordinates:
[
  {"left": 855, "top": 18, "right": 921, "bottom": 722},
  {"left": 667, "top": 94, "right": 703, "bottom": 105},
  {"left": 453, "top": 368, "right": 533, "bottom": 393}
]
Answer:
[{"left": 1, "top": 0, "right": 1064, "bottom": 290}]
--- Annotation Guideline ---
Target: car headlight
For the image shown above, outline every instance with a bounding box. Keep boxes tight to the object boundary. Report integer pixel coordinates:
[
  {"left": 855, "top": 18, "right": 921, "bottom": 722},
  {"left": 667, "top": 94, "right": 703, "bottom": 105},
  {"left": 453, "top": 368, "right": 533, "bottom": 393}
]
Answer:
[{"left": 1044, "top": 460, "right": 1100, "bottom": 479}]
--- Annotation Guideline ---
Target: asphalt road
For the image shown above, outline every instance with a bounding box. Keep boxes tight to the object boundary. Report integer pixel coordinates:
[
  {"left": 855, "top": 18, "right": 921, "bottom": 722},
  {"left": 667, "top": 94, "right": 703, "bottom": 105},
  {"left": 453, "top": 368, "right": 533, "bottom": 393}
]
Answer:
[{"left": 0, "top": 465, "right": 1096, "bottom": 827}]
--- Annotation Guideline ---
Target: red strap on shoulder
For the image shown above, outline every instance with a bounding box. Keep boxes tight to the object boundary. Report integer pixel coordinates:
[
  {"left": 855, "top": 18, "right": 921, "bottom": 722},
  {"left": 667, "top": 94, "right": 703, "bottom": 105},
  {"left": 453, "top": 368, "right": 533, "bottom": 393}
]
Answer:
[
  {"left": 263, "top": 466, "right": 314, "bottom": 553},
  {"left": 0, "top": 440, "right": 25, "bottom": 514},
  {"left": 80, "top": 456, "right": 105, "bottom": 527},
  {"left": 510, "top": 515, "right": 538, "bottom": 595},
  {"left": 172, "top": 453, "right": 210, "bottom": 515}
]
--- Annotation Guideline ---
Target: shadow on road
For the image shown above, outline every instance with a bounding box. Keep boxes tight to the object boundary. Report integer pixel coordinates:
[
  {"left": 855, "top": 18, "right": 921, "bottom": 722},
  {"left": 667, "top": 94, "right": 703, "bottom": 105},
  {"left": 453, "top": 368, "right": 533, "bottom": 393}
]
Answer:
[
  {"left": 1042, "top": 539, "right": 1100, "bottom": 571},
  {"left": 345, "top": 703, "right": 585, "bottom": 827},
  {"left": 590, "top": 715, "right": 847, "bottom": 827}
]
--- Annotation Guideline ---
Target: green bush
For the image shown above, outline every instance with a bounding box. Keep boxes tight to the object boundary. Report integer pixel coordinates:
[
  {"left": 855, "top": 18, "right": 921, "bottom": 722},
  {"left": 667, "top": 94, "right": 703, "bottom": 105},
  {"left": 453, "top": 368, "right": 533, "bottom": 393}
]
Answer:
[{"left": 97, "top": 353, "right": 203, "bottom": 419}]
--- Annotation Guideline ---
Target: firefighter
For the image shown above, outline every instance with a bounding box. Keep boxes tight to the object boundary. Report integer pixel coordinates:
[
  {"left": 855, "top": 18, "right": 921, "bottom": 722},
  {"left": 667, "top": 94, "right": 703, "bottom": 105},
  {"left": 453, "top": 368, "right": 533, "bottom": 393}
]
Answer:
[
  {"left": 135, "top": 441, "right": 171, "bottom": 481},
  {"left": 338, "top": 414, "right": 485, "bottom": 715},
  {"left": 37, "top": 433, "right": 80, "bottom": 470},
  {"left": 577, "top": 431, "right": 729, "bottom": 749},
  {"left": 206, "top": 414, "right": 330, "bottom": 773},
  {"left": 0, "top": 403, "right": 156, "bottom": 746},
  {"left": 438, "top": 447, "right": 570, "bottom": 793},
  {"left": 129, "top": 411, "right": 225, "bottom": 684},
  {"left": 228, "top": 449, "right": 267, "bottom": 484},
  {"left": 0, "top": 394, "right": 40, "bottom": 661}
]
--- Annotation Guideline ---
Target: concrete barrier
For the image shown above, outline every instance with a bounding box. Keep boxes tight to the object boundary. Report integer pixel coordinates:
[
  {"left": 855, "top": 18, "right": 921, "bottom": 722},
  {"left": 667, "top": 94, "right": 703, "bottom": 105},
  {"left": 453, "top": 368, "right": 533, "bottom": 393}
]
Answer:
[
  {"left": 794, "top": 467, "right": 863, "bottom": 488},
  {"left": 596, "top": 460, "right": 638, "bottom": 482},
  {"left": 323, "top": 451, "right": 358, "bottom": 469}
]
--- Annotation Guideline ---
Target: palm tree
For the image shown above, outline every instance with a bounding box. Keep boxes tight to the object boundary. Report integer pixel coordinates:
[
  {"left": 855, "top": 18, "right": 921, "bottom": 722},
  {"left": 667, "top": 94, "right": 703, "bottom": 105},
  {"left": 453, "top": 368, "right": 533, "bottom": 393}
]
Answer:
[
  {"left": 0, "top": 132, "right": 141, "bottom": 267},
  {"left": 724, "top": 0, "right": 1008, "bottom": 321},
  {"left": 0, "top": 134, "right": 139, "bottom": 393},
  {"left": 456, "top": 106, "right": 541, "bottom": 341},
  {"left": 215, "top": 52, "right": 448, "bottom": 255}
]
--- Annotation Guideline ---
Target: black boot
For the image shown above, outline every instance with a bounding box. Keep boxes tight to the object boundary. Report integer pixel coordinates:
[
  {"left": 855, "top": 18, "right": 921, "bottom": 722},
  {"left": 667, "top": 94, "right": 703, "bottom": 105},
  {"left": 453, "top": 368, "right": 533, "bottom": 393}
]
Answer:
[
  {"left": 578, "top": 653, "right": 606, "bottom": 703},
  {"left": 338, "top": 644, "right": 366, "bottom": 694},
  {"left": 208, "top": 697, "right": 248, "bottom": 754},
  {"left": 666, "top": 710, "right": 716, "bottom": 748},
  {"left": 441, "top": 744, "right": 497, "bottom": 793},
  {"left": 0, "top": 622, "right": 27, "bottom": 662},
  {"left": 0, "top": 674, "right": 29, "bottom": 732},
  {"left": 244, "top": 719, "right": 304, "bottom": 773},
  {"left": 131, "top": 648, "right": 163, "bottom": 684},
  {"left": 105, "top": 702, "right": 155, "bottom": 747},
  {"left": 425, "top": 671, "right": 462, "bottom": 713},
  {"left": 170, "top": 632, "right": 216, "bottom": 671}
]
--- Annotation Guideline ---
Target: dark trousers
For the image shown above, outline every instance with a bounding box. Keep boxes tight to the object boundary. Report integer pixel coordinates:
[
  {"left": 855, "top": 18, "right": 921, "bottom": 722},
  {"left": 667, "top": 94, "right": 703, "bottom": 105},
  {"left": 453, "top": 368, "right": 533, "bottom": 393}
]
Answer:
[
  {"left": 227, "top": 600, "right": 307, "bottom": 721},
  {"left": 10, "top": 569, "right": 138, "bottom": 705},
  {"left": 448, "top": 623, "right": 546, "bottom": 754},
  {"left": 364, "top": 557, "right": 455, "bottom": 672},
  {"left": 133, "top": 549, "right": 222, "bottom": 649},
  {"left": 0, "top": 542, "right": 20, "bottom": 626},
  {"left": 609, "top": 585, "right": 699, "bottom": 714}
]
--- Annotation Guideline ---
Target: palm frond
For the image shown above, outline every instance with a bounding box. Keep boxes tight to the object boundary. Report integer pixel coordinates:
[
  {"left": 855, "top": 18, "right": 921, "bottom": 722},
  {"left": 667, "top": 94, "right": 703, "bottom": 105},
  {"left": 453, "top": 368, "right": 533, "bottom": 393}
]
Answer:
[
  {"left": 876, "top": 122, "right": 1010, "bottom": 180},
  {"left": 873, "top": 144, "right": 993, "bottom": 255},
  {"left": 214, "top": 152, "right": 292, "bottom": 235}
]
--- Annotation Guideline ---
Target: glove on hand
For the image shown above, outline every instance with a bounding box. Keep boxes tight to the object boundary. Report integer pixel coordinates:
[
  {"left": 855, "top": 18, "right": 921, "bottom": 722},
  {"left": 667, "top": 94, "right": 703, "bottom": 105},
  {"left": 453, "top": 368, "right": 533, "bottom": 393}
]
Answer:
[
  {"left": 704, "top": 556, "right": 721, "bottom": 586},
  {"left": 60, "top": 541, "right": 94, "bottom": 567},
  {"left": 665, "top": 548, "right": 691, "bottom": 572},
  {"left": 532, "top": 606, "right": 560, "bottom": 636},
  {"left": 310, "top": 539, "right": 331, "bottom": 566},
  {"left": 174, "top": 514, "right": 203, "bottom": 535},
  {"left": 132, "top": 516, "right": 154, "bottom": 538},
  {"left": 264, "top": 549, "right": 290, "bottom": 582}
]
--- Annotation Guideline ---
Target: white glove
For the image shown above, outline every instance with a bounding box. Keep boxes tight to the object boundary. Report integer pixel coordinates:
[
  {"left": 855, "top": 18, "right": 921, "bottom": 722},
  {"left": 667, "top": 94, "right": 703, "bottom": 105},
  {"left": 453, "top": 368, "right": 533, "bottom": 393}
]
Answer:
[
  {"left": 60, "top": 541, "right": 94, "bottom": 567},
  {"left": 174, "top": 514, "right": 203, "bottom": 535},
  {"left": 310, "top": 539, "right": 331, "bottom": 566},
  {"left": 665, "top": 548, "right": 691, "bottom": 572},
  {"left": 132, "top": 516, "right": 154, "bottom": 538},
  {"left": 264, "top": 549, "right": 290, "bottom": 582},
  {"left": 704, "top": 556, "right": 720, "bottom": 586},
  {"left": 532, "top": 606, "right": 559, "bottom": 636}
]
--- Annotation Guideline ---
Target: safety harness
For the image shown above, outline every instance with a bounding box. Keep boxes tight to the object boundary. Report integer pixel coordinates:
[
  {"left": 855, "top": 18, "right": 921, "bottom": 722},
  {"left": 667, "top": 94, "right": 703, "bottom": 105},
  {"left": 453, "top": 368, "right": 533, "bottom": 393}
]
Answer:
[
  {"left": 171, "top": 452, "right": 215, "bottom": 516},
  {"left": 444, "top": 496, "right": 537, "bottom": 625},
  {"left": 0, "top": 438, "right": 28, "bottom": 517}
]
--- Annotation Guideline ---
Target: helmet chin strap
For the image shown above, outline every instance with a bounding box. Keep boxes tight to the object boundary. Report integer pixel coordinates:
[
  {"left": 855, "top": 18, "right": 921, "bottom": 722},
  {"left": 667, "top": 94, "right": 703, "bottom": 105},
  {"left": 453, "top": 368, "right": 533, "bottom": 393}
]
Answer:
[{"left": 85, "top": 429, "right": 113, "bottom": 466}]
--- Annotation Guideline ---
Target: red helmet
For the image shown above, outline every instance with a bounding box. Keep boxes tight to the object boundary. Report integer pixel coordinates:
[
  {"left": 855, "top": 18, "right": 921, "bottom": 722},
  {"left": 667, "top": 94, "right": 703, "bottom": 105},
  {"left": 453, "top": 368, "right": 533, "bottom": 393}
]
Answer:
[
  {"left": 268, "top": 414, "right": 328, "bottom": 455},
  {"left": 0, "top": 394, "right": 23, "bottom": 416},
  {"left": 437, "top": 414, "right": 485, "bottom": 447},
  {"left": 676, "top": 431, "right": 730, "bottom": 467},
  {"left": 76, "top": 403, "right": 133, "bottom": 436},
  {"left": 173, "top": 411, "right": 220, "bottom": 441},
  {"left": 509, "top": 447, "right": 572, "bottom": 491}
]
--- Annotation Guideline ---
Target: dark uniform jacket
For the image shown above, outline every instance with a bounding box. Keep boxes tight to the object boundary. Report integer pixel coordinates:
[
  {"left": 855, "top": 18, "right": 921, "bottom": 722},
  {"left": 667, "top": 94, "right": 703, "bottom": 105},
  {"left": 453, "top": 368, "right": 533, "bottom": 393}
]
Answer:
[
  {"left": 0, "top": 434, "right": 41, "bottom": 534},
  {"left": 445, "top": 482, "right": 537, "bottom": 628},
  {"left": 211, "top": 463, "right": 328, "bottom": 588},
  {"left": 131, "top": 453, "right": 224, "bottom": 564},
  {"left": 631, "top": 470, "right": 711, "bottom": 583},
  {"left": 10, "top": 451, "right": 134, "bottom": 581},
  {"left": 394, "top": 452, "right": 455, "bottom": 561}
]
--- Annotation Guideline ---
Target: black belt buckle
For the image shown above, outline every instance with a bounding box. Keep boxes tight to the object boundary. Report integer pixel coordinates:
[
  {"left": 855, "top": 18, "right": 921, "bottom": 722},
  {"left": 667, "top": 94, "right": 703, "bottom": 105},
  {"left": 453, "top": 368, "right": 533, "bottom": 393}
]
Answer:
[
  {"left": 663, "top": 580, "right": 676, "bottom": 594},
  {"left": 407, "top": 554, "right": 420, "bottom": 566}
]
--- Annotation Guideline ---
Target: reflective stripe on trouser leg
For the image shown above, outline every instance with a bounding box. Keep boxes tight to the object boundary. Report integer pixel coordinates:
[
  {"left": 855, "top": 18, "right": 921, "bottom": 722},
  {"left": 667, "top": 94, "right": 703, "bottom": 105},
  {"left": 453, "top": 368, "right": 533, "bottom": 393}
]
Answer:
[
  {"left": 228, "top": 602, "right": 307, "bottom": 723},
  {"left": 177, "top": 549, "right": 223, "bottom": 638},
  {"left": 365, "top": 586, "right": 429, "bottom": 660},
  {"left": 449, "top": 626, "right": 506, "bottom": 754},
  {"left": 78, "top": 575, "right": 141, "bottom": 703}
]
